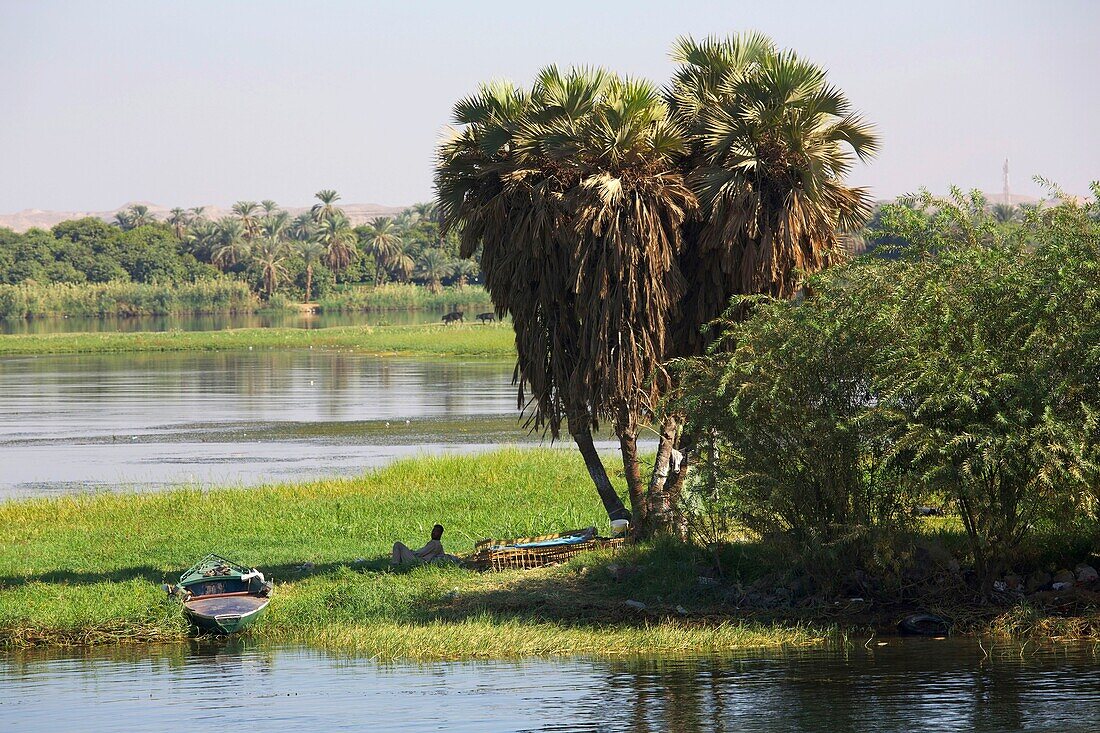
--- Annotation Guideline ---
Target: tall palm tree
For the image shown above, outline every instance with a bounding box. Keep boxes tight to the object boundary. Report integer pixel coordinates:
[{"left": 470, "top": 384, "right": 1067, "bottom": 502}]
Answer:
[
  {"left": 311, "top": 189, "right": 342, "bottom": 223},
  {"left": 232, "top": 201, "right": 261, "bottom": 241},
  {"left": 261, "top": 210, "right": 290, "bottom": 241},
  {"left": 437, "top": 67, "right": 694, "bottom": 522},
  {"left": 261, "top": 199, "right": 280, "bottom": 216},
  {"left": 288, "top": 213, "right": 320, "bottom": 299},
  {"left": 189, "top": 206, "right": 206, "bottom": 220},
  {"left": 113, "top": 211, "right": 133, "bottom": 231},
  {"left": 451, "top": 258, "right": 479, "bottom": 288},
  {"left": 211, "top": 217, "right": 249, "bottom": 271},
  {"left": 385, "top": 239, "right": 415, "bottom": 283},
  {"left": 167, "top": 208, "right": 189, "bottom": 240},
  {"left": 315, "top": 212, "right": 357, "bottom": 280},
  {"left": 253, "top": 235, "right": 290, "bottom": 297},
  {"left": 127, "top": 204, "right": 154, "bottom": 228},
  {"left": 415, "top": 248, "right": 453, "bottom": 293},
  {"left": 185, "top": 219, "right": 219, "bottom": 262},
  {"left": 991, "top": 203, "right": 1019, "bottom": 224},
  {"left": 637, "top": 34, "right": 880, "bottom": 528},
  {"left": 362, "top": 217, "right": 403, "bottom": 285}
]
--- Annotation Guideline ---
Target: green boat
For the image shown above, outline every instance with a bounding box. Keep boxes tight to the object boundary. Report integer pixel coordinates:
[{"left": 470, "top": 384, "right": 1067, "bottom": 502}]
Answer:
[{"left": 166, "top": 554, "right": 273, "bottom": 635}]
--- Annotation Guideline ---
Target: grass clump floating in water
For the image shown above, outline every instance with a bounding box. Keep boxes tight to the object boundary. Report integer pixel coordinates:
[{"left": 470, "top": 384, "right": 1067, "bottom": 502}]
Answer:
[{"left": 0, "top": 449, "right": 832, "bottom": 657}]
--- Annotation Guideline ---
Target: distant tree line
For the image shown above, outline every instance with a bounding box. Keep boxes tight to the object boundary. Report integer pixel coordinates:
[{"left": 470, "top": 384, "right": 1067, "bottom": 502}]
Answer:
[{"left": 0, "top": 193, "right": 481, "bottom": 299}]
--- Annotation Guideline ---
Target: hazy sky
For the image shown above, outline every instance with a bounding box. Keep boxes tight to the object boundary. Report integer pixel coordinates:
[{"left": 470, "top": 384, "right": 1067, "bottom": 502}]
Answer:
[{"left": 2, "top": 0, "right": 1097, "bottom": 212}]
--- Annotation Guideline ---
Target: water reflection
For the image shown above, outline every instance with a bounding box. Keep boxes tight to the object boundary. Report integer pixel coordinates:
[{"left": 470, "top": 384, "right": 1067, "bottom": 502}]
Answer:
[
  {"left": 0, "top": 307, "right": 492, "bottom": 335},
  {"left": 0, "top": 352, "right": 522, "bottom": 498},
  {"left": 3, "top": 640, "right": 1099, "bottom": 732}
]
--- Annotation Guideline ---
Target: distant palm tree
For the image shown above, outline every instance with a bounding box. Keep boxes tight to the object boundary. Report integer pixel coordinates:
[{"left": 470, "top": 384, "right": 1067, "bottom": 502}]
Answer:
[
  {"left": 232, "top": 201, "right": 261, "bottom": 241},
  {"left": 185, "top": 219, "right": 219, "bottom": 261},
  {"left": 362, "top": 217, "right": 403, "bottom": 285},
  {"left": 992, "top": 203, "right": 1019, "bottom": 224},
  {"left": 315, "top": 212, "right": 357, "bottom": 279},
  {"left": 112, "top": 211, "right": 133, "bottom": 231},
  {"left": 189, "top": 206, "right": 207, "bottom": 222},
  {"left": 127, "top": 204, "right": 154, "bottom": 228},
  {"left": 212, "top": 217, "right": 249, "bottom": 270},
  {"left": 416, "top": 249, "right": 453, "bottom": 293},
  {"left": 311, "top": 189, "right": 342, "bottom": 223},
  {"left": 451, "top": 258, "right": 479, "bottom": 288},
  {"left": 253, "top": 235, "right": 291, "bottom": 297},
  {"left": 297, "top": 240, "right": 325, "bottom": 301},
  {"left": 167, "top": 208, "right": 189, "bottom": 240},
  {"left": 261, "top": 210, "right": 290, "bottom": 240},
  {"left": 287, "top": 212, "right": 320, "bottom": 298},
  {"left": 261, "top": 199, "right": 280, "bottom": 216},
  {"left": 385, "top": 239, "right": 415, "bottom": 283}
]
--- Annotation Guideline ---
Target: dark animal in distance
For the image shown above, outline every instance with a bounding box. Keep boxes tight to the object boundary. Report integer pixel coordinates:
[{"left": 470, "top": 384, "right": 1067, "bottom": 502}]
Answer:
[
  {"left": 442, "top": 311, "right": 465, "bottom": 324},
  {"left": 476, "top": 312, "right": 495, "bottom": 323}
]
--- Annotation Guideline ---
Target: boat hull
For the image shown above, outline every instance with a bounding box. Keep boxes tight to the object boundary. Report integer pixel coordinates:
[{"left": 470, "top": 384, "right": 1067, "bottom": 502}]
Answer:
[{"left": 183, "top": 593, "right": 269, "bottom": 634}]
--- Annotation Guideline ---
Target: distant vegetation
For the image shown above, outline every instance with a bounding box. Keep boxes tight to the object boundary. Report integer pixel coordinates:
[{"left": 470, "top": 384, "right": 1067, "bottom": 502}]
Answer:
[{"left": 0, "top": 193, "right": 483, "bottom": 317}]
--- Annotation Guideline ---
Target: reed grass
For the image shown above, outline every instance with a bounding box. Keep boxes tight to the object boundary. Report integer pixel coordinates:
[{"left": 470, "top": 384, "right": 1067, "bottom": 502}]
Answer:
[
  {"left": 0, "top": 449, "right": 830, "bottom": 657},
  {"left": 317, "top": 284, "right": 492, "bottom": 312},
  {"left": 0, "top": 280, "right": 265, "bottom": 319},
  {"left": 0, "top": 323, "right": 515, "bottom": 357}
]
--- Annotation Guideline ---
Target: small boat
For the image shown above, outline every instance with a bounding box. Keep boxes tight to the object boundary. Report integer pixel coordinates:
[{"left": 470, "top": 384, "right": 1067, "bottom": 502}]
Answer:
[{"left": 165, "top": 554, "right": 273, "bottom": 635}]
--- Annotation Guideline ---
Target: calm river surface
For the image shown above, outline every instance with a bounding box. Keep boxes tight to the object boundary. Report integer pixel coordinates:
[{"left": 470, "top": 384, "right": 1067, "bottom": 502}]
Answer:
[
  {"left": 3, "top": 639, "right": 1099, "bottom": 732},
  {"left": 0, "top": 308, "right": 491, "bottom": 335},
  {"left": 0, "top": 351, "right": 537, "bottom": 499}
]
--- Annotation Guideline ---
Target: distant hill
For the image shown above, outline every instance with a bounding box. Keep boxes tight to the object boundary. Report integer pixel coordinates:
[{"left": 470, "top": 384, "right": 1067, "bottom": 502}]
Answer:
[{"left": 0, "top": 201, "right": 409, "bottom": 233}]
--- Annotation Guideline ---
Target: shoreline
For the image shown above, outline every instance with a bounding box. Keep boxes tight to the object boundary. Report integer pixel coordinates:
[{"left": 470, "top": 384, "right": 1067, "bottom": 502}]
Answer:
[
  {"left": 0, "top": 323, "right": 515, "bottom": 357},
  {"left": 3, "top": 449, "right": 1098, "bottom": 658}
]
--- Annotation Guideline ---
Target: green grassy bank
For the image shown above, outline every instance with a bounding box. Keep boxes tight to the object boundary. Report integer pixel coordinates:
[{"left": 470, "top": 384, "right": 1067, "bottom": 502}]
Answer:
[
  {"left": 0, "top": 323, "right": 516, "bottom": 357},
  {"left": 0, "top": 450, "right": 826, "bottom": 657},
  {"left": 0, "top": 280, "right": 268, "bottom": 319}
]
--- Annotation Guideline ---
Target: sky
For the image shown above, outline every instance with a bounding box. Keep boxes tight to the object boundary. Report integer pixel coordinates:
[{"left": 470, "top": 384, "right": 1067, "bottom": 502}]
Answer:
[{"left": 1, "top": 0, "right": 1098, "bottom": 212}]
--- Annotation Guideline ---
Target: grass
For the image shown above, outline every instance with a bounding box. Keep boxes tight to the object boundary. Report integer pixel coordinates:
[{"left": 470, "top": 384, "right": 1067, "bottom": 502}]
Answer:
[
  {"left": 0, "top": 449, "right": 831, "bottom": 658},
  {"left": 0, "top": 323, "right": 516, "bottom": 357},
  {"left": 317, "top": 283, "right": 492, "bottom": 312},
  {"left": 0, "top": 280, "right": 265, "bottom": 319}
]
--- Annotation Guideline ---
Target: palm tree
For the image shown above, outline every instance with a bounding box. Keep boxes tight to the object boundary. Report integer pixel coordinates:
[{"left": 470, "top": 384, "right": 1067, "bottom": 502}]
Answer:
[
  {"left": 415, "top": 248, "right": 453, "bottom": 293},
  {"left": 437, "top": 67, "right": 694, "bottom": 522},
  {"left": 211, "top": 217, "right": 249, "bottom": 270},
  {"left": 232, "top": 201, "right": 261, "bottom": 241},
  {"left": 253, "top": 235, "right": 290, "bottom": 297},
  {"left": 261, "top": 210, "right": 290, "bottom": 241},
  {"left": 385, "top": 239, "right": 415, "bottom": 283},
  {"left": 311, "top": 189, "right": 342, "bottom": 223},
  {"left": 992, "top": 203, "right": 1019, "bottom": 224},
  {"left": 636, "top": 34, "right": 880, "bottom": 527},
  {"left": 315, "top": 212, "right": 357, "bottom": 280},
  {"left": 261, "top": 199, "right": 280, "bottom": 216},
  {"left": 297, "top": 240, "right": 325, "bottom": 301},
  {"left": 112, "top": 210, "right": 133, "bottom": 230},
  {"left": 127, "top": 204, "right": 154, "bottom": 228},
  {"left": 189, "top": 206, "right": 207, "bottom": 223},
  {"left": 167, "top": 208, "right": 189, "bottom": 240},
  {"left": 185, "top": 219, "right": 219, "bottom": 261},
  {"left": 451, "top": 258, "right": 479, "bottom": 288},
  {"left": 288, "top": 213, "right": 320, "bottom": 299},
  {"left": 362, "top": 217, "right": 403, "bottom": 284}
]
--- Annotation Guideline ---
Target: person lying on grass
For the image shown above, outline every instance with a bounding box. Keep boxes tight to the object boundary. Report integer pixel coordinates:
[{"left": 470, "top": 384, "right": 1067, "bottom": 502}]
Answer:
[{"left": 392, "top": 523, "right": 457, "bottom": 566}]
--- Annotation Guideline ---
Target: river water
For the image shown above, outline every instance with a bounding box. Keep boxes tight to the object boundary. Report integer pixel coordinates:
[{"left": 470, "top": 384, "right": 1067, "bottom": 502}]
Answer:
[
  {"left": 0, "top": 351, "right": 532, "bottom": 499},
  {"left": 0, "top": 308, "right": 491, "bottom": 335},
  {"left": 3, "top": 639, "right": 1099, "bottom": 732}
]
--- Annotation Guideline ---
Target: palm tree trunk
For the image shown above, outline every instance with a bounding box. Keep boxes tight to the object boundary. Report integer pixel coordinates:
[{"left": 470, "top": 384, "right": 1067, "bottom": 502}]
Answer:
[
  {"left": 644, "top": 415, "right": 681, "bottom": 535},
  {"left": 568, "top": 412, "right": 630, "bottom": 521},
  {"left": 305, "top": 266, "right": 313, "bottom": 302},
  {"left": 618, "top": 430, "right": 646, "bottom": 529}
]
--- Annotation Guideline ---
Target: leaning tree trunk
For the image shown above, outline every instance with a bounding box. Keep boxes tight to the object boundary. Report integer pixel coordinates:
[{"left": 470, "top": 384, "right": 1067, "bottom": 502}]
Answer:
[{"left": 568, "top": 412, "right": 630, "bottom": 521}]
